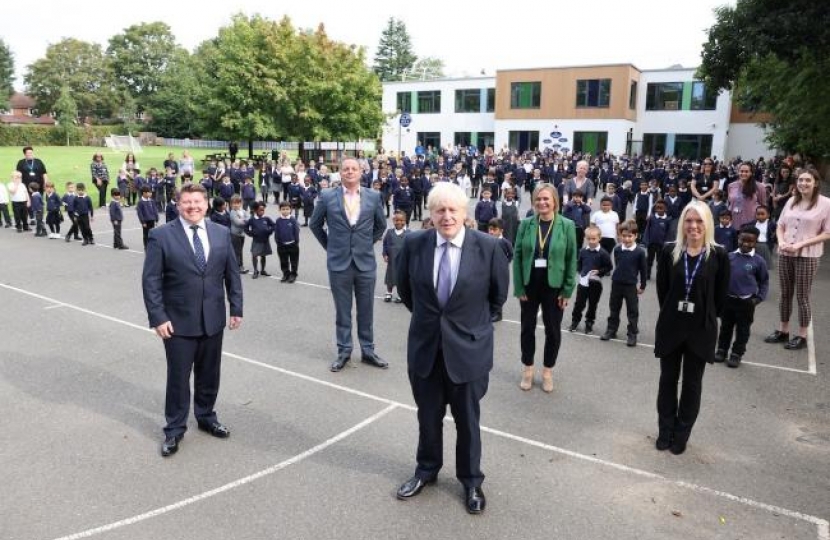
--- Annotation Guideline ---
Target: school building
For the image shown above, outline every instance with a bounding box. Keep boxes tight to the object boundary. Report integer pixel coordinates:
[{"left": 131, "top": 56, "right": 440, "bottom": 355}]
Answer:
[{"left": 380, "top": 64, "right": 774, "bottom": 161}]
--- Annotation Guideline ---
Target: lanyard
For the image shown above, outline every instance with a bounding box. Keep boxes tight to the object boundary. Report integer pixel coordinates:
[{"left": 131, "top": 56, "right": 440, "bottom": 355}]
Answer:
[
  {"left": 683, "top": 251, "right": 704, "bottom": 302},
  {"left": 537, "top": 219, "right": 554, "bottom": 256}
]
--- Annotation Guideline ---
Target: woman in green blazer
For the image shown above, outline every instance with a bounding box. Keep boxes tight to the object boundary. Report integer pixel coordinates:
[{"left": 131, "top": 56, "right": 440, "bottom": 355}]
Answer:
[{"left": 513, "top": 183, "right": 578, "bottom": 393}]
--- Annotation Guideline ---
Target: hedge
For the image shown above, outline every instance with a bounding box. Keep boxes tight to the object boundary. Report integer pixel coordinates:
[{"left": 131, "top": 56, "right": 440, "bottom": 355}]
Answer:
[{"left": 0, "top": 125, "right": 129, "bottom": 147}]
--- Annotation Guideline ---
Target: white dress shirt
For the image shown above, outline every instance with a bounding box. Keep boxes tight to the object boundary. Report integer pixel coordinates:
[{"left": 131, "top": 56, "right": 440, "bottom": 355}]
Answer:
[
  {"left": 180, "top": 217, "right": 210, "bottom": 262},
  {"left": 433, "top": 227, "right": 465, "bottom": 295}
]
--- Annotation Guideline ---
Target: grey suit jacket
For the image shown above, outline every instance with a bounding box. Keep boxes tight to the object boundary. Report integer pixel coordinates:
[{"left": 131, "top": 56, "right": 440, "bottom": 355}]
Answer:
[
  {"left": 142, "top": 219, "right": 243, "bottom": 337},
  {"left": 397, "top": 229, "right": 509, "bottom": 384},
  {"left": 309, "top": 186, "right": 386, "bottom": 272}
]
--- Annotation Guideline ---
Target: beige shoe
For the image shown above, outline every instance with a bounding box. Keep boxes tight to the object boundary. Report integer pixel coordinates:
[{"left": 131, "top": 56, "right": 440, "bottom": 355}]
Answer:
[
  {"left": 519, "top": 366, "right": 534, "bottom": 391},
  {"left": 541, "top": 368, "right": 554, "bottom": 393}
]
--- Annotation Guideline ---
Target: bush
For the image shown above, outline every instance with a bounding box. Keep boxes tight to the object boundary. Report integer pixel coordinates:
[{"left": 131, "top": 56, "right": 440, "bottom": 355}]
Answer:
[{"left": 0, "top": 125, "right": 129, "bottom": 146}]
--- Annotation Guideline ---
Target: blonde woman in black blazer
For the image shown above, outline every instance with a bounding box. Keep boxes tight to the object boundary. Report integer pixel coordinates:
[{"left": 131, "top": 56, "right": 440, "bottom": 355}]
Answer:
[{"left": 654, "top": 201, "right": 729, "bottom": 455}]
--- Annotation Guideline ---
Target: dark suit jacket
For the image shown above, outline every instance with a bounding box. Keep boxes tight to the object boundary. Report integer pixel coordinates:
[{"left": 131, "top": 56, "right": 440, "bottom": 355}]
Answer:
[
  {"left": 309, "top": 186, "right": 386, "bottom": 272},
  {"left": 397, "top": 229, "right": 509, "bottom": 384},
  {"left": 654, "top": 243, "right": 729, "bottom": 360},
  {"left": 142, "top": 219, "right": 243, "bottom": 337}
]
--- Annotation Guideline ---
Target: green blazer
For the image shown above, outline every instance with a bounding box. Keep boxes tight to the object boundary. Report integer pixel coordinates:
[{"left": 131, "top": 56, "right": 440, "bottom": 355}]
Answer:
[{"left": 512, "top": 214, "right": 578, "bottom": 298}]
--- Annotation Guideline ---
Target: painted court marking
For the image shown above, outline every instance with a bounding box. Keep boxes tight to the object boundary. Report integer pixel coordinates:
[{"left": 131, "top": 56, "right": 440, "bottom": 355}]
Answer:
[{"left": 0, "top": 283, "right": 826, "bottom": 540}]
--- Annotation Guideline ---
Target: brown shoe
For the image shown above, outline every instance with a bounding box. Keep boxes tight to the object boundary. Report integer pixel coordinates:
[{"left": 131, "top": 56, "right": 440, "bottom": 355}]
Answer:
[
  {"left": 519, "top": 366, "right": 534, "bottom": 391},
  {"left": 541, "top": 368, "right": 554, "bottom": 393}
]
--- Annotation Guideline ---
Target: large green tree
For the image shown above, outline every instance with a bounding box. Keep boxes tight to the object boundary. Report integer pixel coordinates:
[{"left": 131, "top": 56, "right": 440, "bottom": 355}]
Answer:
[
  {"left": 0, "top": 38, "right": 14, "bottom": 107},
  {"left": 107, "top": 22, "right": 184, "bottom": 109},
  {"left": 698, "top": 0, "right": 830, "bottom": 160},
  {"left": 372, "top": 18, "right": 417, "bottom": 82},
  {"left": 24, "top": 38, "right": 119, "bottom": 120},
  {"left": 53, "top": 85, "right": 80, "bottom": 145},
  {"left": 144, "top": 49, "right": 202, "bottom": 138},
  {"left": 409, "top": 56, "right": 445, "bottom": 80},
  {"left": 194, "top": 15, "right": 383, "bottom": 155}
]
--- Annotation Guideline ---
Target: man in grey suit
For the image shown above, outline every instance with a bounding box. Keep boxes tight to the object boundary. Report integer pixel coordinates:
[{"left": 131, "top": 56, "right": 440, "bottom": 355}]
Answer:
[
  {"left": 142, "top": 183, "right": 243, "bottom": 457},
  {"left": 309, "top": 157, "right": 388, "bottom": 372},
  {"left": 395, "top": 182, "right": 509, "bottom": 514}
]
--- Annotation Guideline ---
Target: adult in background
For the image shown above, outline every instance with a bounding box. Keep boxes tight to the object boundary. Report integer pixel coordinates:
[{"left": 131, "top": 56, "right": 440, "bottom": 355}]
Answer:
[
  {"left": 123, "top": 152, "right": 141, "bottom": 207},
  {"left": 309, "top": 157, "right": 387, "bottom": 372},
  {"left": 163, "top": 152, "right": 180, "bottom": 178},
  {"left": 228, "top": 141, "right": 238, "bottom": 162},
  {"left": 770, "top": 165, "right": 794, "bottom": 220},
  {"left": 395, "top": 182, "right": 508, "bottom": 514},
  {"left": 654, "top": 201, "right": 729, "bottom": 455},
  {"left": 179, "top": 150, "right": 195, "bottom": 178},
  {"left": 727, "top": 162, "right": 768, "bottom": 229},
  {"left": 90, "top": 152, "right": 111, "bottom": 208},
  {"left": 16, "top": 146, "right": 48, "bottom": 221},
  {"left": 563, "top": 160, "right": 596, "bottom": 206},
  {"left": 764, "top": 168, "right": 830, "bottom": 350},
  {"left": 692, "top": 159, "right": 718, "bottom": 202},
  {"left": 513, "top": 183, "right": 577, "bottom": 392},
  {"left": 142, "top": 183, "right": 243, "bottom": 457}
]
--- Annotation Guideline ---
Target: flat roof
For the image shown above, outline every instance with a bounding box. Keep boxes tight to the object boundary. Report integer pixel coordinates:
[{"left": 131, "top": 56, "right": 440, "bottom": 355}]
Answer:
[
  {"left": 496, "top": 62, "right": 641, "bottom": 73},
  {"left": 382, "top": 75, "right": 494, "bottom": 85}
]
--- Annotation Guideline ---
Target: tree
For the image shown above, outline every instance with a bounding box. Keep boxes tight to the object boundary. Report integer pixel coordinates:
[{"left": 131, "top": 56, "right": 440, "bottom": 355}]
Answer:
[
  {"left": 0, "top": 38, "right": 14, "bottom": 107},
  {"left": 406, "top": 56, "right": 445, "bottom": 80},
  {"left": 145, "top": 50, "right": 202, "bottom": 138},
  {"left": 53, "top": 85, "right": 79, "bottom": 146},
  {"left": 24, "top": 38, "right": 119, "bottom": 120},
  {"left": 194, "top": 15, "right": 383, "bottom": 156},
  {"left": 107, "top": 22, "right": 184, "bottom": 109},
  {"left": 698, "top": 0, "right": 830, "bottom": 160},
  {"left": 372, "top": 18, "right": 417, "bottom": 82}
]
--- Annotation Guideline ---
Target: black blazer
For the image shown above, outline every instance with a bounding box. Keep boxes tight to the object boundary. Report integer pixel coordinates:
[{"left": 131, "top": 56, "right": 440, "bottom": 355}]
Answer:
[
  {"left": 397, "top": 229, "right": 509, "bottom": 384},
  {"left": 654, "top": 243, "right": 729, "bottom": 360},
  {"left": 142, "top": 220, "right": 243, "bottom": 337}
]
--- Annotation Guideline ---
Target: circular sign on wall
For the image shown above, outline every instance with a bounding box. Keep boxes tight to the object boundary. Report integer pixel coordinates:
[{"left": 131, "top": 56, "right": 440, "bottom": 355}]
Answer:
[
  {"left": 399, "top": 113, "right": 412, "bottom": 127},
  {"left": 550, "top": 131, "right": 562, "bottom": 139},
  {"left": 558, "top": 137, "right": 568, "bottom": 143}
]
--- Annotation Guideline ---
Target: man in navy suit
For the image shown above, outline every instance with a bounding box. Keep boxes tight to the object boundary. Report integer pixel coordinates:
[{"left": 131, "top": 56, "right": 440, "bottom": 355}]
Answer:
[
  {"left": 395, "top": 182, "right": 509, "bottom": 514},
  {"left": 309, "top": 157, "right": 388, "bottom": 372},
  {"left": 142, "top": 183, "right": 243, "bottom": 457}
]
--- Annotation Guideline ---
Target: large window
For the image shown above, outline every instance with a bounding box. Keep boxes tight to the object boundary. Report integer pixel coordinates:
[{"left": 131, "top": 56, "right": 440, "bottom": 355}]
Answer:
[
  {"left": 417, "top": 91, "right": 441, "bottom": 114},
  {"left": 646, "top": 82, "right": 684, "bottom": 111},
  {"left": 486, "top": 88, "right": 495, "bottom": 112},
  {"left": 417, "top": 132, "right": 441, "bottom": 151},
  {"left": 629, "top": 80, "right": 638, "bottom": 109},
  {"left": 573, "top": 131, "right": 608, "bottom": 154},
  {"left": 455, "top": 89, "right": 481, "bottom": 113},
  {"left": 478, "top": 132, "right": 495, "bottom": 152},
  {"left": 643, "top": 133, "right": 667, "bottom": 157},
  {"left": 396, "top": 92, "right": 411, "bottom": 113},
  {"left": 508, "top": 131, "right": 540, "bottom": 152},
  {"left": 690, "top": 82, "right": 718, "bottom": 110},
  {"left": 510, "top": 82, "right": 541, "bottom": 109},
  {"left": 576, "top": 79, "right": 611, "bottom": 108},
  {"left": 454, "top": 132, "right": 472, "bottom": 147},
  {"left": 675, "top": 134, "right": 713, "bottom": 160}
]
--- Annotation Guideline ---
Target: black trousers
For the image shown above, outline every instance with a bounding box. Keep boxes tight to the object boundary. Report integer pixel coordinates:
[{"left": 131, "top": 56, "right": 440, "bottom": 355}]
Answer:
[
  {"left": 600, "top": 237, "right": 616, "bottom": 254},
  {"left": 231, "top": 235, "right": 245, "bottom": 268},
  {"left": 635, "top": 210, "right": 647, "bottom": 241},
  {"left": 163, "top": 332, "right": 224, "bottom": 437},
  {"left": 409, "top": 351, "right": 488, "bottom": 488},
  {"left": 0, "top": 203, "right": 10, "bottom": 226},
  {"left": 66, "top": 213, "right": 79, "bottom": 239},
  {"left": 12, "top": 201, "right": 28, "bottom": 230},
  {"left": 606, "top": 281, "right": 639, "bottom": 336},
  {"left": 646, "top": 243, "right": 662, "bottom": 278},
  {"left": 657, "top": 344, "right": 707, "bottom": 435},
  {"left": 520, "top": 270, "right": 563, "bottom": 368},
  {"left": 571, "top": 281, "right": 603, "bottom": 325},
  {"left": 412, "top": 194, "right": 423, "bottom": 219},
  {"left": 574, "top": 227, "right": 585, "bottom": 250},
  {"left": 46, "top": 210, "right": 61, "bottom": 234},
  {"left": 277, "top": 243, "right": 299, "bottom": 276},
  {"left": 34, "top": 211, "right": 46, "bottom": 235},
  {"left": 76, "top": 214, "right": 93, "bottom": 241},
  {"left": 97, "top": 180, "right": 109, "bottom": 208},
  {"left": 718, "top": 296, "right": 756, "bottom": 356},
  {"left": 112, "top": 220, "right": 123, "bottom": 248},
  {"left": 142, "top": 221, "right": 156, "bottom": 248}
]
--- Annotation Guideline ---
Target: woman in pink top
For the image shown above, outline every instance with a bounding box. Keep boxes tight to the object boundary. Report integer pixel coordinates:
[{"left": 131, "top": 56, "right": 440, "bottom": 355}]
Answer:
[
  {"left": 727, "top": 162, "right": 768, "bottom": 229},
  {"left": 764, "top": 167, "right": 830, "bottom": 350}
]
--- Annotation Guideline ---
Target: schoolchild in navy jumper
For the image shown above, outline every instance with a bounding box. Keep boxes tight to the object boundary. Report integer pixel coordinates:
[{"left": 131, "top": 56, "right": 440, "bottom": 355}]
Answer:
[
  {"left": 29, "top": 182, "right": 47, "bottom": 237},
  {"left": 137, "top": 185, "right": 159, "bottom": 248},
  {"left": 601, "top": 220, "right": 648, "bottom": 346},
  {"left": 714, "top": 212, "right": 737, "bottom": 252},
  {"left": 749, "top": 205, "right": 776, "bottom": 268},
  {"left": 300, "top": 177, "right": 317, "bottom": 227},
  {"left": 633, "top": 180, "right": 653, "bottom": 243},
  {"left": 72, "top": 183, "right": 95, "bottom": 245},
  {"left": 108, "top": 189, "right": 129, "bottom": 250},
  {"left": 245, "top": 201, "right": 275, "bottom": 279},
  {"left": 287, "top": 174, "right": 304, "bottom": 219},
  {"left": 475, "top": 188, "right": 498, "bottom": 231},
  {"left": 715, "top": 225, "right": 769, "bottom": 368},
  {"left": 410, "top": 170, "right": 425, "bottom": 221},
  {"left": 217, "top": 177, "right": 235, "bottom": 203},
  {"left": 382, "top": 211, "right": 409, "bottom": 302},
  {"left": 274, "top": 201, "right": 300, "bottom": 282},
  {"left": 613, "top": 181, "right": 632, "bottom": 225},
  {"left": 562, "top": 189, "right": 592, "bottom": 249},
  {"left": 44, "top": 181, "right": 62, "bottom": 239},
  {"left": 62, "top": 181, "right": 82, "bottom": 241},
  {"left": 165, "top": 194, "right": 179, "bottom": 222},
  {"left": 569, "top": 226, "right": 613, "bottom": 334},
  {"left": 488, "top": 218, "right": 514, "bottom": 322},
  {"left": 240, "top": 177, "right": 257, "bottom": 212},
  {"left": 392, "top": 176, "right": 414, "bottom": 225},
  {"left": 642, "top": 199, "right": 672, "bottom": 279},
  {"left": 209, "top": 197, "right": 231, "bottom": 228}
]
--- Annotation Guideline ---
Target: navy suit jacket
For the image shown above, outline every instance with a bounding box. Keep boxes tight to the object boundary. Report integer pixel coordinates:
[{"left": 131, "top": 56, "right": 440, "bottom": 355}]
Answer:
[
  {"left": 142, "top": 219, "right": 243, "bottom": 337},
  {"left": 397, "top": 229, "right": 509, "bottom": 384},
  {"left": 309, "top": 186, "right": 386, "bottom": 272}
]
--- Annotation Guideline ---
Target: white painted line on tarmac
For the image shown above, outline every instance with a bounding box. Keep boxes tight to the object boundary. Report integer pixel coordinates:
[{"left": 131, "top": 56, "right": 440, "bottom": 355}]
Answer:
[
  {"left": 2, "top": 282, "right": 826, "bottom": 540},
  {"left": 51, "top": 404, "right": 398, "bottom": 540},
  {"left": 807, "top": 322, "right": 817, "bottom": 375},
  {"left": 44, "top": 303, "right": 67, "bottom": 310},
  {"left": 93, "top": 226, "right": 143, "bottom": 236}
]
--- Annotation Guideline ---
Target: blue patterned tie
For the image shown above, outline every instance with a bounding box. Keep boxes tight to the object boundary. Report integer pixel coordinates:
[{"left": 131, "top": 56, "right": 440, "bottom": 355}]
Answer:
[
  {"left": 190, "top": 225, "right": 207, "bottom": 272},
  {"left": 436, "top": 242, "right": 452, "bottom": 307}
]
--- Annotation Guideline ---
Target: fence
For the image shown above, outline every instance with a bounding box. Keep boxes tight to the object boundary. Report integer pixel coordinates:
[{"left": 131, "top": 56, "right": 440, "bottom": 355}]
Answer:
[{"left": 160, "top": 139, "right": 376, "bottom": 153}]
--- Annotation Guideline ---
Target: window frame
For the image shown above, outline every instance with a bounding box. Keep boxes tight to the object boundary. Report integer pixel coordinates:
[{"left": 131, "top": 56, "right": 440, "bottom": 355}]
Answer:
[
  {"left": 454, "top": 89, "right": 481, "bottom": 113},
  {"left": 510, "top": 82, "right": 541, "bottom": 109},
  {"left": 575, "top": 78, "right": 611, "bottom": 108},
  {"left": 417, "top": 90, "right": 442, "bottom": 114}
]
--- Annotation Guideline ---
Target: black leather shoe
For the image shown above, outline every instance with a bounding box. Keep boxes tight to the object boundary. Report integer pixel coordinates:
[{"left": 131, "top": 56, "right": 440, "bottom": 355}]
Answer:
[
  {"left": 713, "top": 349, "right": 726, "bottom": 363},
  {"left": 670, "top": 432, "right": 690, "bottom": 455},
  {"left": 361, "top": 352, "right": 388, "bottom": 369},
  {"left": 600, "top": 331, "right": 616, "bottom": 341},
  {"left": 198, "top": 421, "right": 230, "bottom": 438},
  {"left": 568, "top": 322, "right": 578, "bottom": 332},
  {"left": 784, "top": 336, "right": 807, "bottom": 350},
  {"left": 726, "top": 353, "right": 742, "bottom": 368},
  {"left": 764, "top": 330, "right": 789, "bottom": 343},
  {"left": 396, "top": 476, "right": 434, "bottom": 499},
  {"left": 161, "top": 435, "right": 182, "bottom": 457},
  {"left": 626, "top": 334, "right": 637, "bottom": 347},
  {"left": 655, "top": 430, "right": 673, "bottom": 451},
  {"left": 330, "top": 354, "right": 351, "bottom": 372},
  {"left": 465, "top": 487, "right": 486, "bottom": 514}
]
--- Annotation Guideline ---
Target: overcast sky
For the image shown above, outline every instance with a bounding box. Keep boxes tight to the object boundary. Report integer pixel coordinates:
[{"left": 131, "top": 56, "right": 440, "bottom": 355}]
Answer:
[{"left": 4, "top": 0, "right": 733, "bottom": 90}]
